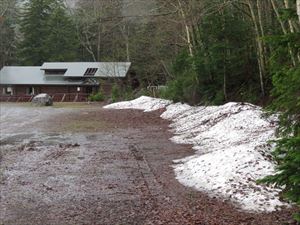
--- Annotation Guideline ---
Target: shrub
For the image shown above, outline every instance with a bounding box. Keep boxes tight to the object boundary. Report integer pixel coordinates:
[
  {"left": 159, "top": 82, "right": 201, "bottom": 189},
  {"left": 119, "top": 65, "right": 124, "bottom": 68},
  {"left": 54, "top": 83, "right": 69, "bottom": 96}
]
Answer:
[
  {"left": 135, "top": 88, "right": 152, "bottom": 98},
  {"left": 123, "top": 87, "right": 135, "bottom": 101},
  {"left": 111, "top": 84, "right": 121, "bottom": 103},
  {"left": 88, "top": 92, "right": 105, "bottom": 102}
]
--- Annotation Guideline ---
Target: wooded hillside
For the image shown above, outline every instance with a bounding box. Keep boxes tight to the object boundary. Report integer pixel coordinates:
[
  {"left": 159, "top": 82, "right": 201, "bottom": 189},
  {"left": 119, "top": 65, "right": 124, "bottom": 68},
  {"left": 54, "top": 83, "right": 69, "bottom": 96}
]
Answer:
[{"left": 0, "top": 0, "right": 298, "bottom": 104}]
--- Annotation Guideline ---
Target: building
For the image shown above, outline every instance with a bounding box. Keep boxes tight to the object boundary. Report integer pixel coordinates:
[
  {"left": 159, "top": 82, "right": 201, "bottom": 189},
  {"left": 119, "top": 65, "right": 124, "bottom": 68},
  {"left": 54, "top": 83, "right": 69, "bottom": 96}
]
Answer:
[{"left": 0, "top": 62, "right": 131, "bottom": 102}]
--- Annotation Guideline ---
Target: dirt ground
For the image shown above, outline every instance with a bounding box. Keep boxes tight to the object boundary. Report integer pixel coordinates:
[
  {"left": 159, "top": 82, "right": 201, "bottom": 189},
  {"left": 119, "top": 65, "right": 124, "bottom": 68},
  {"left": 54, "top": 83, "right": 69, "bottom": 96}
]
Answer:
[{"left": 0, "top": 103, "right": 296, "bottom": 225}]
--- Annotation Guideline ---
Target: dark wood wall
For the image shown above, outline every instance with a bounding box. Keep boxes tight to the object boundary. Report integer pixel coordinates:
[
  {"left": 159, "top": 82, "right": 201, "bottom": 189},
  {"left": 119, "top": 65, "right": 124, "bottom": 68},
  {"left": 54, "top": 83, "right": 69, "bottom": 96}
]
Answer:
[{"left": 0, "top": 85, "right": 99, "bottom": 96}]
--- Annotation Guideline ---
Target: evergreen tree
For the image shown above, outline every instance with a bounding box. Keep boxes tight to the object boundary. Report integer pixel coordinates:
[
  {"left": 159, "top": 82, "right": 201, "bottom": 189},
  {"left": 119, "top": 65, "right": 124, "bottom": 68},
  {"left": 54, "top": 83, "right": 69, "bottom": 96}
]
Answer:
[
  {"left": 0, "top": 0, "right": 18, "bottom": 67},
  {"left": 18, "top": 0, "right": 55, "bottom": 65},
  {"left": 261, "top": 62, "right": 300, "bottom": 222},
  {"left": 260, "top": 4, "right": 300, "bottom": 221},
  {"left": 18, "top": 0, "right": 79, "bottom": 65},
  {"left": 44, "top": 1, "right": 79, "bottom": 62}
]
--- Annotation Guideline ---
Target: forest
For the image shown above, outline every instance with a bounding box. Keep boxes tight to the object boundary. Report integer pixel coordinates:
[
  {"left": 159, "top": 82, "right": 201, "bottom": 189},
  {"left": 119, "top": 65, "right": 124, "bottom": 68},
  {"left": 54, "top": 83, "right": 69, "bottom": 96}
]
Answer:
[
  {"left": 0, "top": 0, "right": 299, "bottom": 104},
  {"left": 0, "top": 0, "right": 299, "bottom": 221}
]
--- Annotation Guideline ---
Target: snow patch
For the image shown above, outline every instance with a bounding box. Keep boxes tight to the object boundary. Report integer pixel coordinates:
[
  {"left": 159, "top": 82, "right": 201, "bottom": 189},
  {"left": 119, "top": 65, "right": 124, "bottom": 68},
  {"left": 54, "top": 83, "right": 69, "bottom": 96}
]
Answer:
[
  {"left": 104, "top": 97, "right": 289, "bottom": 212},
  {"left": 103, "top": 96, "right": 171, "bottom": 112}
]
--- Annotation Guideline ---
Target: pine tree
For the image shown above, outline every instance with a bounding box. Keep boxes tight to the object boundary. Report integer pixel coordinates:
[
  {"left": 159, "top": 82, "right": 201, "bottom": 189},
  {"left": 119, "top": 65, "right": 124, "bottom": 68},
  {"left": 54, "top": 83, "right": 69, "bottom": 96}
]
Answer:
[
  {"left": 18, "top": 0, "right": 79, "bottom": 65},
  {"left": 0, "top": 0, "right": 18, "bottom": 67},
  {"left": 18, "top": 0, "right": 55, "bottom": 65},
  {"left": 44, "top": 1, "right": 79, "bottom": 62},
  {"left": 261, "top": 66, "right": 300, "bottom": 221},
  {"left": 260, "top": 3, "right": 300, "bottom": 221}
]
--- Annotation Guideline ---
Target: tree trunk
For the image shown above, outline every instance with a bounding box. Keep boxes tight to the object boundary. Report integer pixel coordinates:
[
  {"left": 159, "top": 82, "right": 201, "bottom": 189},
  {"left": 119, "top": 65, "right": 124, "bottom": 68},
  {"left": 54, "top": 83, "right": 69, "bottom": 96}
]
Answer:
[
  {"left": 297, "top": 0, "right": 300, "bottom": 24},
  {"left": 256, "top": 0, "right": 269, "bottom": 56},
  {"left": 84, "top": 31, "right": 97, "bottom": 62},
  {"left": 270, "top": 0, "right": 287, "bottom": 33},
  {"left": 222, "top": 1, "right": 227, "bottom": 101},
  {"left": 295, "top": 0, "right": 300, "bottom": 62},
  {"left": 284, "top": 0, "right": 295, "bottom": 33},
  {"left": 120, "top": 23, "right": 130, "bottom": 62},
  {"left": 256, "top": 0, "right": 266, "bottom": 37},
  {"left": 97, "top": 22, "right": 101, "bottom": 61},
  {"left": 270, "top": 0, "right": 296, "bottom": 66},
  {"left": 247, "top": 0, "right": 265, "bottom": 96},
  {"left": 177, "top": 0, "right": 193, "bottom": 57},
  {"left": 125, "top": 24, "right": 130, "bottom": 62},
  {"left": 223, "top": 59, "right": 227, "bottom": 101}
]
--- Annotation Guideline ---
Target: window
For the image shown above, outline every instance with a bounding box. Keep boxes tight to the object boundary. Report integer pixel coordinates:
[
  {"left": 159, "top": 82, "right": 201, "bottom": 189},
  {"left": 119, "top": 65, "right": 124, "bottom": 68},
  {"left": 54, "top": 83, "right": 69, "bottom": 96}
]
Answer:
[
  {"left": 3, "top": 87, "right": 13, "bottom": 95},
  {"left": 44, "top": 69, "right": 67, "bottom": 75},
  {"left": 27, "top": 87, "right": 35, "bottom": 95},
  {"left": 84, "top": 68, "right": 98, "bottom": 76}
]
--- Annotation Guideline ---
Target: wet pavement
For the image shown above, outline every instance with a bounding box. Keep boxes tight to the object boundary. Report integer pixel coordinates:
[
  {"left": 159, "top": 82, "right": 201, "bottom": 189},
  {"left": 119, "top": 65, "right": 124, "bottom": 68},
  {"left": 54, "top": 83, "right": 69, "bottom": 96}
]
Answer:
[{"left": 0, "top": 103, "right": 296, "bottom": 225}]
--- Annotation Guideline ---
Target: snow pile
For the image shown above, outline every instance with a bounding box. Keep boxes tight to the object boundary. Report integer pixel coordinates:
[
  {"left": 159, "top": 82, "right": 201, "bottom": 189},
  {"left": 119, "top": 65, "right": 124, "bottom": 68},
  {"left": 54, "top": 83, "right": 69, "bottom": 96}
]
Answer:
[
  {"left": 103, "top": 96, "right": 172, "bottom": 112},
  {"left": 104, "top": 97, "right": 288, "bottom": 212}
]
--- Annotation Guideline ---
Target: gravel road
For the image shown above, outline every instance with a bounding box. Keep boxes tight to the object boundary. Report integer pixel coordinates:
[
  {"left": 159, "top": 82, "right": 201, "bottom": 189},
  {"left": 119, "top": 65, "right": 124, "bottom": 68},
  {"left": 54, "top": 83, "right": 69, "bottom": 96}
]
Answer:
[{"left": 0, "top": 103, "right": 296, "bottom": 225}]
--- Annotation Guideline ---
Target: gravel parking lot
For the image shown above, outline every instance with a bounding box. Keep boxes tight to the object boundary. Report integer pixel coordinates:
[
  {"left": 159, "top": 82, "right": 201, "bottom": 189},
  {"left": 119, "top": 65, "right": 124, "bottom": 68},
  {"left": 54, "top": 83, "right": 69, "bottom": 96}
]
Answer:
[{"left": 0, "top": 103, "right": 295, "bottom": 225}]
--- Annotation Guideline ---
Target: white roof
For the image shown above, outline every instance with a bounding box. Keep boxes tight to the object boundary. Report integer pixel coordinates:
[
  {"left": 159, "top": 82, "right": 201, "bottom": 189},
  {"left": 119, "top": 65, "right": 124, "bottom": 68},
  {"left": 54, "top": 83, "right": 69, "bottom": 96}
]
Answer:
[
  {"left": 0, "top": 66, "right": 87, "bottom": 85},
  {"left": 0, "top": 62, "right": 131, "bottom": 85},
  {"left": 40, "top": 62, "right": 131, "bottom": 77}
]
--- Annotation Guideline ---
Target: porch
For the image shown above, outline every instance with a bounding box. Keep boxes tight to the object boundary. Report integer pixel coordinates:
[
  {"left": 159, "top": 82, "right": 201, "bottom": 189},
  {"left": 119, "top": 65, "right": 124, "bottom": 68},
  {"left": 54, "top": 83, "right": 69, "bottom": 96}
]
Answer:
[{"left": 0, "top": 93, "right": 90, "bottom": 102}]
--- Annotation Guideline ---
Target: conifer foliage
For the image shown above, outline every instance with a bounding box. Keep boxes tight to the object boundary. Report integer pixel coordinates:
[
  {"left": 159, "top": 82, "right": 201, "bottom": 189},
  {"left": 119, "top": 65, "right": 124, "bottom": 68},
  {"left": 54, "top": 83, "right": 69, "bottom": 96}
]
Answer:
[
  {"left": 18, "top": 0, "right": 78, "bottom": 65},
  {"left": 0, "top": 0, "right": 17, "bottom": 67},
  {"left": 263, "top": 65, "right": 300, "bottom": 221},
  {"left": 260, "top": 4, "right": 300, "bottom": 221},
  {"left": 44, "top": 2, "right": 79, "bottom": 62}
]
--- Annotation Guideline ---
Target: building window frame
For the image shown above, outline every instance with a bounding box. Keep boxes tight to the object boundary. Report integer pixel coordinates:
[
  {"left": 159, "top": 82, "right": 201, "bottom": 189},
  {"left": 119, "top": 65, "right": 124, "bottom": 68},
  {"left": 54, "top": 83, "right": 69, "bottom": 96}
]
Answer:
[
  {"left": 84, "top": 68, "right": 98, "bottom": 76},
  {"left": 3, "top": 86, "right": 14, "bottom": 95},
  {"left": 44, "top": 69, "right": 67, "bottom": 75},
  {"left": 27, "top": 87, "right": 35, "bottom": 95}
]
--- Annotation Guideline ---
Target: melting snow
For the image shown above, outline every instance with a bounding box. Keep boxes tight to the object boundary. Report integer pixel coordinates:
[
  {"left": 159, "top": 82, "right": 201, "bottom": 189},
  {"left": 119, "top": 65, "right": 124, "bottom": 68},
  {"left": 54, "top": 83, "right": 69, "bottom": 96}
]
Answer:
[
  {"left": 103, "top": 96, "right": 172, "bottom": 112},
  {"left": 104, "top": 96, "right": 289, "bottom": 212}
]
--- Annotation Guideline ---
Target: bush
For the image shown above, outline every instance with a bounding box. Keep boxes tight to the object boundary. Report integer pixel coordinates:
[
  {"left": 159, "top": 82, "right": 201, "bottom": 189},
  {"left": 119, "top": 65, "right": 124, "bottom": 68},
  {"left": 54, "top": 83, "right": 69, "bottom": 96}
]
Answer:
[
  {"left": 110, "top": 83, "right": 136, "bottom": 102},
  {"left": 135, "top": 88, "right": 152, "bottom": 97},
  {"left": 111, "top": 84, "right": 121, "bottom": 103},
  {"left": 123, "top": 87, "right": 135, "bottom": 101},
  {"left": 88, "top": 92, "right": 105, "bottom": 102},
  {"left": 162, "top": 79, "right": 184, "bottom": 102}
]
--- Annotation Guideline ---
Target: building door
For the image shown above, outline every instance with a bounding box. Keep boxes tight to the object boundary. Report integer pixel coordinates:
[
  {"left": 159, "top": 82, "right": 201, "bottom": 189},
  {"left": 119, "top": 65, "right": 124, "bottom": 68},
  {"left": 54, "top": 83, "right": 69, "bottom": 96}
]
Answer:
[
  {"left": 86, "top": 86, "right": 93, "bottom": 94},
  {"left": 27, "top": 87, "right": 35, "bottom": 95}
]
